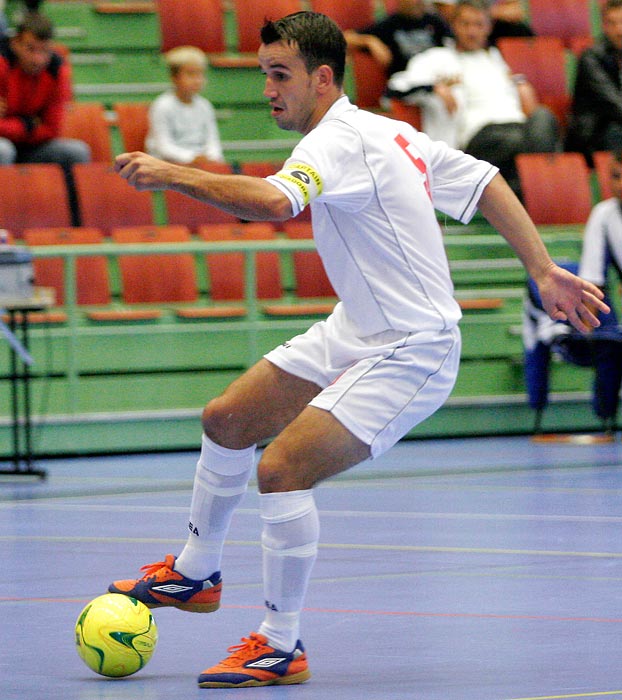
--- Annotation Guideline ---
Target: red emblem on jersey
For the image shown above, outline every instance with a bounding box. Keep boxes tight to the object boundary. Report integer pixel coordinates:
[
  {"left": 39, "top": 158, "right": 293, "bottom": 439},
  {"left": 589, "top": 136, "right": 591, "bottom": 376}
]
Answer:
[{"left": 395, "top": 133, "right": 432, "bottom": 201}]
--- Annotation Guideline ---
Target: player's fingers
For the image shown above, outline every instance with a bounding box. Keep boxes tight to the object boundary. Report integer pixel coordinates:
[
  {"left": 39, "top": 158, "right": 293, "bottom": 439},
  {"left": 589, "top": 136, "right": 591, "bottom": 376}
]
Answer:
[
  {"left": 582, "top": 289, "right": 610, "bottom": 315},
  {"left": 566, "top": 302, "right": 602, "bottom": 334},
  {"left": 577, "top": 305, "right": 600, "bottom": 330},
  {"left": 566, "top": 313, "right": 590, "bottom": 334},
  {"left": 581, "top": 279, "right": 605, "bottom": 300},
  {"left": 114, "top": 153, "right": 134, "bottom": 172}
]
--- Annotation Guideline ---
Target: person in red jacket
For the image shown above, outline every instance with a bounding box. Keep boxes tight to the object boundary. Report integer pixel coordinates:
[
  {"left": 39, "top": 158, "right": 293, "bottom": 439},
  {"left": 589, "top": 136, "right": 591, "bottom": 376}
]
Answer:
[{"left": 0, "top": 12, "right": 90, "bottom": 224}]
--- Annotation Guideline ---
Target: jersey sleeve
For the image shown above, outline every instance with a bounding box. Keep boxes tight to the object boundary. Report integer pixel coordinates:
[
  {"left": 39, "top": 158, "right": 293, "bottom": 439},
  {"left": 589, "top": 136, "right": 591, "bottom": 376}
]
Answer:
[
  {"left": 425, "top": 137, "right": 499, "bottom": 223},
  {"left": 266, "top": 121, "right": 373, "bottom": 217},
  {"left": 265, "top": 160, "right": 323, "bottom": 217}
]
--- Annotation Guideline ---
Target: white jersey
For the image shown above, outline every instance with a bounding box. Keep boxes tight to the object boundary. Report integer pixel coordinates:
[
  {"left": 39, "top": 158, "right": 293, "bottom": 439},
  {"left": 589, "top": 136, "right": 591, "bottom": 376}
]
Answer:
[
  {"left": 267, "top": 95, "right": 498, "bottom": 336},
  {"left": 146, "top": 90, "right": 224, "bottom": 164},
  {"left": 579, "top": 198, "right": 622, "bottom": 287}
]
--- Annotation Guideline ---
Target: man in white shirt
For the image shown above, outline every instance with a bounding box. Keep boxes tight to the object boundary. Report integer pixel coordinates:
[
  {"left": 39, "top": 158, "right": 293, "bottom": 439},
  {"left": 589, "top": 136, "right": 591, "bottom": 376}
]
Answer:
[
  {"left": 108, "top": 10, "right": 606, "bottom": 689},
  {"left": 388, "top": 0, "right": 558, "bottom": 197}
]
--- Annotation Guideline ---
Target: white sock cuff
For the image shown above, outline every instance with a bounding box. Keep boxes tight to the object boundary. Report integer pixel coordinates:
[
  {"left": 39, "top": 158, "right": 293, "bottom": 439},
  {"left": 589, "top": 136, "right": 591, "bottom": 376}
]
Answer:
[
  {"left": 199, "top": 433, "right": 256, "bottom": 476},
  {"left": 259, "top": 489, "right": 316, "bottom": 524}
]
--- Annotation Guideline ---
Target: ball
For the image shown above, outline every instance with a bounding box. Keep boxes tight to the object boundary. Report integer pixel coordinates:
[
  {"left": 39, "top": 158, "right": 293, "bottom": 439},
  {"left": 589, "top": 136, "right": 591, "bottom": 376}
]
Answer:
[{"left": 75, "top": 593, "right": 158, "bottom": 678}]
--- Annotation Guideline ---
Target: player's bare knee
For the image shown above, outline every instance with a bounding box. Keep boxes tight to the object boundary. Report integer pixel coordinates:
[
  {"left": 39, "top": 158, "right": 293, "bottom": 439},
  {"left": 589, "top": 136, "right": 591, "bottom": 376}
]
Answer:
[
  {"left": 201, "top": 397, "right": 248, "bottom": 449},
  {"left": 257, "top": 445, "right": 310, "bottom": 493}
]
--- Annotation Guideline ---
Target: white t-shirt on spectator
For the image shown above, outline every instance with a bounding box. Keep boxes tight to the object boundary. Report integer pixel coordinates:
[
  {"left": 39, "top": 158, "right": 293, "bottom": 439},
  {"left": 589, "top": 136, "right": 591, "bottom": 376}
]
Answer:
[{"left": 146, "top": 90, "right": 224, "bottom": 164}]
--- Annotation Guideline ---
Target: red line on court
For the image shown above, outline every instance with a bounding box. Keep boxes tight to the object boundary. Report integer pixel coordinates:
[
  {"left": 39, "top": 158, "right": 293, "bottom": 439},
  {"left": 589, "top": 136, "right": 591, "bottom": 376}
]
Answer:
[
  {"left": 3, "top": 598, "right": 622, "bottom": 625},
  {"left": 224, "top": 604, "right": 622, "bottom": 624}
]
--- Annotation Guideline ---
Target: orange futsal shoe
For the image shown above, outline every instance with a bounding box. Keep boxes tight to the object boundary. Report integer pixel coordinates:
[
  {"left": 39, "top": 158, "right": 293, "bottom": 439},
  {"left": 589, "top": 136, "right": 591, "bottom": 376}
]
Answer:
[
  {"left": 108, "top": 554, "right": 221, "bottom": 613},
  {"left": 197, "top": 632, "right": 311, "bottom": 688}
]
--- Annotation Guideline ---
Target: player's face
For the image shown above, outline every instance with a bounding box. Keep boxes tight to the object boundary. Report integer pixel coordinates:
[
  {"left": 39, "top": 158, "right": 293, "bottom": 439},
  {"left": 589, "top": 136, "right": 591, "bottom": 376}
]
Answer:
[
  {"left": 451, "top": 7, "right": 492, "bottom": 52},
  {"left": 11, "top": 30, "right": 52, "bottom": 75},
  {"left": 603, "top": 7, "right": 622, "bottom": 51},
  {"left": 172, "top": 64, "right": 206, "bottom": 103},
  {"left": 259, "top": 40, "right": 321, "bottom": 135},
  {"left": 610, "top": 161, "right": 622, "bottom": 201}
]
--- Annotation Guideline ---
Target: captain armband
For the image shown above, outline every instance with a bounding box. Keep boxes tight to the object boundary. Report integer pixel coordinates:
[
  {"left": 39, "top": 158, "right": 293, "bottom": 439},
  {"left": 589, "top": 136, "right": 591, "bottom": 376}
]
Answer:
[{"left": 271, "top": 162, "right": 323, "bottom": 207}]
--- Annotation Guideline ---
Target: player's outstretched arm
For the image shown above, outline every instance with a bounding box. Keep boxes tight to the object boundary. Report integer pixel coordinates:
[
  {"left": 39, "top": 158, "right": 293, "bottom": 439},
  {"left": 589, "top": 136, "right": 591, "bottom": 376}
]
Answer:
[
  {"left": 114, "top": 151, "right": 293, "bottom": 222},
  {"left": 477, "top": 173, "right": 609, "bottom": 334}
]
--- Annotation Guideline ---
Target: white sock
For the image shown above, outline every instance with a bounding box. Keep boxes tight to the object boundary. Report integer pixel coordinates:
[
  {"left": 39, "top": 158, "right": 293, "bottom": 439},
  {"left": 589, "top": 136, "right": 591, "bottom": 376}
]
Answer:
[
  {"left": 258, "top": 489, "right": 319, "bottom": 652},
  {"left": 175, "top": 433, "right": 255, "bottom": 580}
]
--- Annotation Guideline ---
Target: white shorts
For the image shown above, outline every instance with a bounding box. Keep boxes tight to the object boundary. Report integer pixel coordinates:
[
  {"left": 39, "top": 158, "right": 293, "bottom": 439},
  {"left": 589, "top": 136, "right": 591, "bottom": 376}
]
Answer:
[{"left": 264, "top": 303, "right": 461, "bottom": 458}]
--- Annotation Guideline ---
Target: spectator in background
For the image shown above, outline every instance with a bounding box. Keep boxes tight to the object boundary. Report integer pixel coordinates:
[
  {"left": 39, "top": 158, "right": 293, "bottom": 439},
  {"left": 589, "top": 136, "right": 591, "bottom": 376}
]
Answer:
[
  {"left": 577, "top": 151, "right": 622, "bottom": 432},
  {"left": 387, "top": 0, "right": 558, "bottom": 198},
  {"left": 580, "top": 152, "right": 622, "bottom": 307},
  {"left": 146, "top": 46, "right": 224, "bottom": 168},
  {"left": 344, "top": 0, "right": 451, "bottom": 78},
  {"left": 565, "top": 0, "right": 622, "bottom": 163},
  {"left": 0, "top": 12, "right": 90, "bottom": 225},
  {"left": 0, "top": 1, "right": 8, "bottom": 49},
  {"left": 434, "top": 0, "right": 534, "bottom": 44}
]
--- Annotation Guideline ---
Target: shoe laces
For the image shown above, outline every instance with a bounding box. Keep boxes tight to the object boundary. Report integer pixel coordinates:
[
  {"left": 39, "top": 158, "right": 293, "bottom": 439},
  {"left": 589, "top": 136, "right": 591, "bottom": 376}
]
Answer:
[
  {"left": 222, "top": 633, "right": 269, "bottom": 666},
  {"left": 138, "top": 555, "right": 175, "bottom": 581}
]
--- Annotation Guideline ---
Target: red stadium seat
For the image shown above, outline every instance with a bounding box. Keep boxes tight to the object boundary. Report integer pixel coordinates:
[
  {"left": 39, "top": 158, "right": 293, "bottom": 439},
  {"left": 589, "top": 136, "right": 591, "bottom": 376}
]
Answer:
[
  {"left": 593, "top": 151, "right": 615, "bottom": 201},
  {"left": 23, "top": 227, "right": 110, "bottom": 307},
  {"left": 528, "top": 0, "right": 591, "bottom": 48},
  {"left": 111, "top": 225, "right": 197, "bottom": 305},
  {"left": 309, "top": 0, "right": 375, "bottom": 31},
  {"left": 198, "top": 222, "right": 282, "bottom": 301},
  {"left": 61, "top": 102, "right": 112, "bottom": 163},
  {"left": 164, "top": 162, "right": 238, "bottom": 231},
  {"left": 497, "top": 36, "right": 571, "bottom": 128},
  {"left": 157, "top": 0, "right": 226, "bottom": 53},
  {"left": 73, "top": 163, "right": 155, "bottom": 234},
  {"left": 282, "top": 220, "right": 336, "bottom": 299},
  {"left": 114, "top": 102, "right": 150, "bottom": 153},
  {"left": 349, "top": 47, "right": 388, "bottom": 110},
  {"left": 233, "top": 0, "right": 302, "bottom": 53},
  {"left": 515, "top": 152, "right": 592, "bottom": 225},
  {"left": 0, "top": 164, "right": 72, "bottom": 237}
]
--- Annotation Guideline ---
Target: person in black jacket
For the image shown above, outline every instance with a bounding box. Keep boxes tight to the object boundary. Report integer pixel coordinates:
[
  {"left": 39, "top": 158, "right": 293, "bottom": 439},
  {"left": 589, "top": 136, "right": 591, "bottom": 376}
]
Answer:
[
  {"left": 566, "top": 0, "right": 622, "bottom": 163},
  {"left": 345, "top": 0, "right": 451, "bottom": 78}
]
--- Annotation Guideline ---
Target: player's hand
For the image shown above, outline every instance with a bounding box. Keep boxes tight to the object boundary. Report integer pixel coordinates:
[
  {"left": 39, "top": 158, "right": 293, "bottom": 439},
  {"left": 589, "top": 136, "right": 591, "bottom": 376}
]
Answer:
[
  {"left": 114, "top": 152, "right": 178, "bottom": 191},
  {"left": 536, "top": 263, "right": 610, "bottom": 334},
  {"left": 433, "top": 80, "right": 459, "bottom": 115}
]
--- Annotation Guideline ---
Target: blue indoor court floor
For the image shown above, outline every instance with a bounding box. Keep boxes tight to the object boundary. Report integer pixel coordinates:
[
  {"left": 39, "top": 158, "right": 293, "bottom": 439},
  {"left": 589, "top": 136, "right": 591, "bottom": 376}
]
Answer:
[{"left": 3, "top": 435, "right": 622, "bottom": 700}]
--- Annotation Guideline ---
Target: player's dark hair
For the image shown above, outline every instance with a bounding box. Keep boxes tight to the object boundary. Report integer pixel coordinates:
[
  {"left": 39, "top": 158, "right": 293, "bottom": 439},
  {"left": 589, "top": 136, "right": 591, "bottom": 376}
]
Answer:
[
  {"left": 260, "top": 11, "right": 346, "bottom": 87},
  {"left": 15, "top": 11, "right": 55, "bottom": 41},
  {"left": 603, "top": 0, "right": 622, "bottom": 13}
]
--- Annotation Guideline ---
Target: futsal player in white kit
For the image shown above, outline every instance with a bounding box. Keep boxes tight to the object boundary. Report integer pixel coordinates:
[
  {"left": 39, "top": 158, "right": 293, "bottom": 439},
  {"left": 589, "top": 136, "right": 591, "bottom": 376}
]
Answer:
[{"left": 109, "top": 11, "right": 608, "bottom": 688}]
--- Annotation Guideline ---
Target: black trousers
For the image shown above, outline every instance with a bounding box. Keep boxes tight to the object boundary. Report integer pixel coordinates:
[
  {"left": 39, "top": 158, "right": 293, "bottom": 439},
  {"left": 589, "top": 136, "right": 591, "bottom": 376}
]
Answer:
[{"left": 464, "top": 107, "right": 559, "bottom": 199}]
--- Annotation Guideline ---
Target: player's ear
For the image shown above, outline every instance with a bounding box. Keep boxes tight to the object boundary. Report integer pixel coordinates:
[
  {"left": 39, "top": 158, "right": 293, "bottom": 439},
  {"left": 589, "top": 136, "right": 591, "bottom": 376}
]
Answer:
[{"left": 314, "top": 64, "right": 334, "bottom": 92}]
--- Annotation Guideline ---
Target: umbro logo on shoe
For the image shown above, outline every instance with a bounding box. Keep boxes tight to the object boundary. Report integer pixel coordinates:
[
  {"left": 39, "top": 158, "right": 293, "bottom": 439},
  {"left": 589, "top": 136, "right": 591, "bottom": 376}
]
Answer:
[
  {"left": 152, "top": 584, "right": 194, "bottom": 594},
  {"left": 246, "top": 657, "right": 287, "bottom": 669}
]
